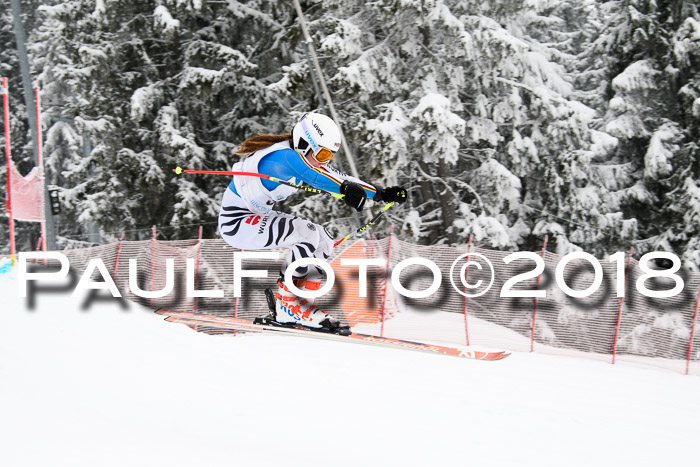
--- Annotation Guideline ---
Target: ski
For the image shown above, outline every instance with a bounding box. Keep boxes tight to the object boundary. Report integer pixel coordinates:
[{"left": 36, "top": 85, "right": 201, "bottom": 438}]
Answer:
[{"left": 155, "top": 309, "right": 511, "bottom": 361}]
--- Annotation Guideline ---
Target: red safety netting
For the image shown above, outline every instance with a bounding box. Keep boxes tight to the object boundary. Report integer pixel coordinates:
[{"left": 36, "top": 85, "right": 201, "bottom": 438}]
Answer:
[{"left": 30, "top": 235, "right": 699, "bottom": 376}]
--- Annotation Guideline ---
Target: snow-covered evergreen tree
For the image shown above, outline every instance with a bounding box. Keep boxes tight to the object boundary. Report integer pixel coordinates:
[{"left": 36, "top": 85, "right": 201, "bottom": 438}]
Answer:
[
  {"left": 2, "top": 0, "right": 696, "bottom": 270},
  {"left": 1, "top": 0, "right": 44, "bottom": 252},
  {"left": 595, "top": 0, "right": 700, "bottom": 268},
  {"left": 30, "top": 0, "right": 293, "bottom": 241},
  {"left": 297, "top": 0, "right": 623, "bottom": 256},
  {"left": 664, "top": 2, "right": 700, "bottom": 270}
]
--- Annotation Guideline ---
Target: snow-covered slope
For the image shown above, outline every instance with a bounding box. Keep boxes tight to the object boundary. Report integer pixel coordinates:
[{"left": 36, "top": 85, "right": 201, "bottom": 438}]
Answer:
[{"left": 2, "top": 267, "right": 699, "bottom": 467}]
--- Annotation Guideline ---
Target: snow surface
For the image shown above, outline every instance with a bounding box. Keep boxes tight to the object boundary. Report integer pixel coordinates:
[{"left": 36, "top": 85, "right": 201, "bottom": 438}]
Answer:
[{"left": 2, "top": 266, "right": 700, "bottom": 467}]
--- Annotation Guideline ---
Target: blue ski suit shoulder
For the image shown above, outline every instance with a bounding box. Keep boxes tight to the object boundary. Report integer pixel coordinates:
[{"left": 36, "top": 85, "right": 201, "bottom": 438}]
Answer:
[{"left": 258, "top": 148, "right": 377, "bottom": 198}]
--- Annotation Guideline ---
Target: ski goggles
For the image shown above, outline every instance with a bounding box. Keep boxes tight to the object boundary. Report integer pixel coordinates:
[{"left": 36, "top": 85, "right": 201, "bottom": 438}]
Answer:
[{"left": 312, "top": 147, "right": 336, "bottom": 163}]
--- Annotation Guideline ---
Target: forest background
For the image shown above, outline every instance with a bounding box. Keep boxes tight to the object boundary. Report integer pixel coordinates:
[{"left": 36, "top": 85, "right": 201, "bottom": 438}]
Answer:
[{"left": 1, "top": 0, "right": 699, "bottom": 270}]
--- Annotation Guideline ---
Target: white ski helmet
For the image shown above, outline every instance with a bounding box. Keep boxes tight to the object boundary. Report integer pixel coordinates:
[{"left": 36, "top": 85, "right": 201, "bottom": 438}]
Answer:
[{"left": 291, "top": 112, "right": 341, "bottom": 163}]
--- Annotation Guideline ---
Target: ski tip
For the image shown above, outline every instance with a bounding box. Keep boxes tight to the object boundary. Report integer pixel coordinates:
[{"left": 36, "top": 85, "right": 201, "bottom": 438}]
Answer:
[
  {"left": 494, "top": 352, "right": 512, "bottom": 360},
  {"left": 453, "top": 349, "right": 512, "bottom": 360},
  {"left": 174, "top": 166, "right": 183, "bottom": 175},
  {"left": 481, "top": 352, "right": 511, "bottom": 360}
]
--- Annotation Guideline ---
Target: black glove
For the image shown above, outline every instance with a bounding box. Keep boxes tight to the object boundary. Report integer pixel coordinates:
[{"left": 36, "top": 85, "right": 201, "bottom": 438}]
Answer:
[
  {"left": 340, "top": 180, "right": 367, "bottom": 211},
  {"left": 375, "top": 186, "right": 408, "bottom": 204}
]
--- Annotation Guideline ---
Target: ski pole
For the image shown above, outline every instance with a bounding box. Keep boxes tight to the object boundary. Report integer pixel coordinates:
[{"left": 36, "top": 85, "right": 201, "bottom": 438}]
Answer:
[
  {"left": 334, "top": 202, "right": 394, "bottom": 248},
  {"left": 174, "top": 166, "right": 393, "bottom": 246},
  {"left": 173, "top": 166, "right": 344, "bottom": 199}
]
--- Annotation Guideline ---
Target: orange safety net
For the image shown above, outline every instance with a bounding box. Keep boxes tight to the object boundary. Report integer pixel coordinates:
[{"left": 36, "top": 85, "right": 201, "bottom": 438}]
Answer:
[{"left": 41, "top": 236, "right": 700, "bottom": 375}]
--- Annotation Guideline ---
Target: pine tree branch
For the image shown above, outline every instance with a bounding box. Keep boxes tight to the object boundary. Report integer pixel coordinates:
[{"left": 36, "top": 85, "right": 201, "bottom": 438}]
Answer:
[{"left": 413, "top": 162, "right": 485, "bottom": 214}]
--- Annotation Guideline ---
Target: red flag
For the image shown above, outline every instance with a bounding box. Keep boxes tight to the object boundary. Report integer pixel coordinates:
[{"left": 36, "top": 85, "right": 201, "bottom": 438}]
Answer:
[{"left": 9, "top": 161, "right": 44, "bottom": 222}]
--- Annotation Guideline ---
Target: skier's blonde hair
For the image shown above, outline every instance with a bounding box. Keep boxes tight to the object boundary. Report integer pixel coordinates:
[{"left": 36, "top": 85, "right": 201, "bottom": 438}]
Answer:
[{"left": 235, "top": 132, "right": 291, "bottom": 155}]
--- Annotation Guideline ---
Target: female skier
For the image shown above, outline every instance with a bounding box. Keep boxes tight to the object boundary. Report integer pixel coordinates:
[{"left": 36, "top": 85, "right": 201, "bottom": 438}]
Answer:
[{"left": 218, "top": 112, "right": 407, "bottom": 333}]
